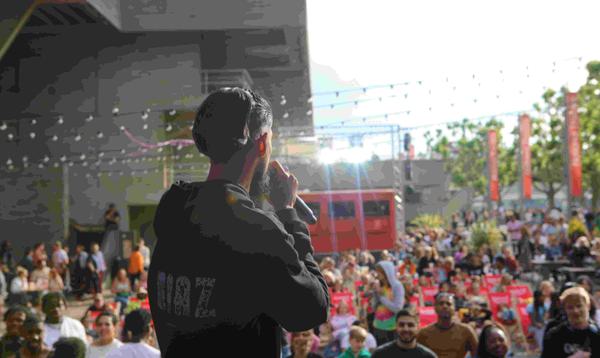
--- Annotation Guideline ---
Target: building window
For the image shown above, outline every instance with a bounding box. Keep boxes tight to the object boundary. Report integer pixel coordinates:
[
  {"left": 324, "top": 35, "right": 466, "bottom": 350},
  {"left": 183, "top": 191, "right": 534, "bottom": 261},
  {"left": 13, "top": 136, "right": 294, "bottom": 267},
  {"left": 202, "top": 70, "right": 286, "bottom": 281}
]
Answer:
[
  {"left": 331, "top": 201, "right": 355, "bottom": 219},
  {"left": 363, "top": 200, "right": 390, "bottom": 217}
]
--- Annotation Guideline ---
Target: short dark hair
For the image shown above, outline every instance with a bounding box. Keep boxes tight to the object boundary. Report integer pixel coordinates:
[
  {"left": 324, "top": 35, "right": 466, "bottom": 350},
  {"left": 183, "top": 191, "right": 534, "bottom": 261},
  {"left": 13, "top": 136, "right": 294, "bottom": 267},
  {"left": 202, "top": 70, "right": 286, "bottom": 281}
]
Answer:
[
  {"left": 123, "top": 309, "right": 152, "bottom": 341},
  {"left": 42, "top": 292, "right": 67, "bottom": 310},
  {"left": 192, "top": 87, "right": 273, "bottom": 164},
  {"left": 52, "top": 337, "right": 86, "bottom": 358},
  {"left": 22, "top": 315, "right": 42, "bottom": 330},
  {"left": 95, "top": 311, "right": 118, "bottom": 326},
  {"left": 395, "top": 309, "right": 418, "bottom": 322},
  {"left": 3, "top": 305, "right": 30, "bottom": 321},
  {"left": 434, "top": 292, "right": 455, "bottom": 305}
]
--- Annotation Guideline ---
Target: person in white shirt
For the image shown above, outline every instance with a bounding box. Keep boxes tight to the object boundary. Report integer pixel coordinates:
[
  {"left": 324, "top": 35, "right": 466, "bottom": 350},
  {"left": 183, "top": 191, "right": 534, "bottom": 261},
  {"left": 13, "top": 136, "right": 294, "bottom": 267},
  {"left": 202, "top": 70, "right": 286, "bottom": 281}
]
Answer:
[
  {"left": 138, "top": 239, "right": 151, "bottom": 272},
  {"left": 86, "top": 311, "right": 123, "bottom": 358},
  {"left": 106, "top": 309, "right": 160, "bottom": 358},
  {"left": 41, "top": 292, "right": 87, "bottom": 348}
]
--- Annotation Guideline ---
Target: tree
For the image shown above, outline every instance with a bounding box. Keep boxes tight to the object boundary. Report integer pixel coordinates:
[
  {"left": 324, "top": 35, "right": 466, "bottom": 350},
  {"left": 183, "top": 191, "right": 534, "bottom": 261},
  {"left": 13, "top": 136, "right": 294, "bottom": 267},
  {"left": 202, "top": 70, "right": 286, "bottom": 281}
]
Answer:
[
  {"left": 529, "top": 88, "right": 566, "bottom": 209},
  {"left": 425, "top": 118, "right": 517, "bottom": 200},
  {"left": 578, "top": 61, "right": 600, "bottom": 210}
]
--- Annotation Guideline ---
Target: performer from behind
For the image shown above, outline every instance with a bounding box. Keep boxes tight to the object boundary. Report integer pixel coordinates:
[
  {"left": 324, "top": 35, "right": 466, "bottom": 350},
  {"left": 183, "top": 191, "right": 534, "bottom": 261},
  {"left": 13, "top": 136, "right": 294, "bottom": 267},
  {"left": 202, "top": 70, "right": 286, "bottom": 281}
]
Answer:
[{"left": 148, "top": 87, "right": 330, "bottom": 357}]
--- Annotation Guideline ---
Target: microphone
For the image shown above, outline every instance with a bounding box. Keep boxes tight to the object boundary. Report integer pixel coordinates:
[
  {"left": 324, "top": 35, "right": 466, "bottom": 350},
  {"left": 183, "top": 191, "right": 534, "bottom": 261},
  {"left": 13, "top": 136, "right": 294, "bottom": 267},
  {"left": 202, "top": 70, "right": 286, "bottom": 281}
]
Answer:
[
  {"left": 268, "top": 166, "right": 317, "bottom": 224},
  {"left": 294, "top": 196, "right": 318, "bottom": 225}
]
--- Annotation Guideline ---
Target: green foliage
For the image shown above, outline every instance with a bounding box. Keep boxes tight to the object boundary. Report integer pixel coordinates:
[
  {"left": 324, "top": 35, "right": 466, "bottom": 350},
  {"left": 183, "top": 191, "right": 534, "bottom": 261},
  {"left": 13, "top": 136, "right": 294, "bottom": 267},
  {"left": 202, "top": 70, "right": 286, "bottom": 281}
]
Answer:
[
  {"left": 410, "top": 214, "right": 445, "bottom": 229},
  {"left": 578, "top": 61, "right": 600, "bottom": 209},
  {"left": 529, "top": 88, "right": 566, "bottom": 208},
  {"left": 468, "top": 221, "right": 503, "bottom": 252},
  {"left": 425, "top": 118, "right": 517, "bottom": 198}
]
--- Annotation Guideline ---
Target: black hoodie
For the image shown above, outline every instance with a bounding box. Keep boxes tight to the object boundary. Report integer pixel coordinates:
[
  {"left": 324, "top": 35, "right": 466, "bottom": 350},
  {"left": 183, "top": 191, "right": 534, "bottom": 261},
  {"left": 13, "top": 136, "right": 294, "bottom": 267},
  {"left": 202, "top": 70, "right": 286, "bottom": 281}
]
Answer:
[{"left": 148, "top": 180, "right": 330, "bottom": 357}]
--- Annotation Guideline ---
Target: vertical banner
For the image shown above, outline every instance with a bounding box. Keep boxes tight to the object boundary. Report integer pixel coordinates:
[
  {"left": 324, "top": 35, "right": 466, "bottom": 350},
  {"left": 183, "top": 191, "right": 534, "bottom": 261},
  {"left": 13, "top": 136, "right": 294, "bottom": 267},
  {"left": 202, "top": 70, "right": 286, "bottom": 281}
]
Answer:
[
  {"left": 519, "top": 114, "right": 532, "bottom": 199},
  {"left": 488, "top": 130, "right": 499, "bottom": 202},
  {"left": 566, "top": 92, "right": 583, "bottom": 197}
]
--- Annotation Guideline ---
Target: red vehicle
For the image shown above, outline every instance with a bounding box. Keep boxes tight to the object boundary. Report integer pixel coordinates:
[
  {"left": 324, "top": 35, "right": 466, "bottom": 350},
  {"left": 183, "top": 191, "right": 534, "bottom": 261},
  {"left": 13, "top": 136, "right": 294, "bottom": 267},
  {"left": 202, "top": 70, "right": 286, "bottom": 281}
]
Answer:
[{"left": 298, "top": 189, "right": 397, "bottom": 253}]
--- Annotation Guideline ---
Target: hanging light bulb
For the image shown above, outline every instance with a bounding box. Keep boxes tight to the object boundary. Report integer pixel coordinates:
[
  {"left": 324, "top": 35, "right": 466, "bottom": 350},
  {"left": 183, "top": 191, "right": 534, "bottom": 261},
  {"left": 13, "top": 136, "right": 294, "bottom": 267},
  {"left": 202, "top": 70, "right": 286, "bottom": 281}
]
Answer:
[
  {"left": 306, "top": 110, "right": 312, "bottom": 116},
  {"left": 145, "top": 108, "right": 151, "bottom": 114},
  {"left": 29, "top": 132, "right": 36, "bottom": 139},
  {"left": 169, "top": 109, "right": 177, "bottom": 115},
  {"left": 0, "top": 122, "right": 7, "bottom": 131},
  {"left": 119, "top": 126, "right": 125, "bottom": 131},
  {"left": 307, "top": 97, "right": 313, "bottom": 103},
  {"left": 86, "top": 173, "right": 91, "bottom": 178},
  {"left": 80, "top": 154, "right": 86, "bottom": 160},
  {"left": 283, "top": 112, "right": 289, "bottom": 119},
  {"left": 120, "top": 149, "right": 126, "bottom": 154},
  {"left": 57, "top": 116, "right": 64, "bottom": 125},
  {"left": 177, "top": 144, "right": 183, "bottom": 151},
  {"left": 52, "top": 135, "right": 58, "bottom": 141},
  {"left": 22, "top": 156, "right": 28, "bottom": 163},
  {"left": 112, "top": 107, "right": 120, "bottom": 115},
  {"left": 166, "top": 124, "right": 173, "bottom": 132},
  {"left": 141, "top": 112, "right": 149, "bottom": 120},
  {"left": 31, "top": 119, "right": 37, "bottom": 125},
  {"left": 157, "top": 147, "right": 163, "bottom": 153},
  {"left": 53, "top": 162, "right": 59, "bottom": 168},
  {"left": 60, "top": 155, "right": 67, "bottom": 162},
  {"left": 6, "top": 158, "right": 13, "bottom": 165},
  {"left": 82, "top": 161, "right": 88, "bottom": 167},
  {"left": 280, "top": 96, "right": 287, "bottom": 106},
  {"left": 74, "top": 134, "right": 81, "bottom": 142},
  {"left": 98, "top": 152, "right": 104, "bottom": 158},
  {"left": 85, "top": 115, "right": 93, "bottom": 122},
  {"left": 143, "top": 124, "right": 148, "bottom": 130},
  {"left": 43, "top": 156, "right": 50, "bottom": 163},
  {"left": 96, "top": 132, "right": 104, "bottom": 139},
  {"left": 38, "top": 163, "right": 44, "bottom": 169},
  {"left": 68, "top": 162, "right": 74, "bottom": 167}
]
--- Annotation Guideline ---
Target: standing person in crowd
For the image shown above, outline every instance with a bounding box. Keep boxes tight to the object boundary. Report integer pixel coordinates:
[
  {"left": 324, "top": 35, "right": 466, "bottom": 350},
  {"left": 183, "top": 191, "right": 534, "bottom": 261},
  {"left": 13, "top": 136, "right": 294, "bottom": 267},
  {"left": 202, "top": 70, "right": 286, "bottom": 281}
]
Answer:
[
  {"left": 417, "top": 293, "right": 478, "bottom": 358},
  {"left": 527, "top": 290, "right": 547, "bottom": 352},
  {"left": 542, "top": 286, "right": 600, "bottom": 357},
  {"left": 476, "top": 323, "right": 511, "bottom": 358},
  {"left": 18, "top": 247, "right": 35, "bottom": 274},
  {"left": 127, "top": 246, "right": 144, "bottom": 289},
  {"left": 86, "top": 312, "right": 123, "bottom": 358},
  {"left": 106, "top": 309, "right": 159, "bottom": 358},
  {"left": 32, "top": 243, "right": 47, "bottom": 267},
  {"left": 41, "top": 292, "right": 87, "bottom": 348},
  {"left": 0, "top": 305, "right": 29, "bottom": 357},
  {"left": 0, "top": 241, "right": 15, "bottom": 272},
  {"left": 71, "top": 244, "right": 88, "bottom": 299},
  {"left": 18, "top": 315, "right": 51, "bottom": 358},
  {"left": 84, "top": 249, "right": 101, "bottom": 297},
  {"left": 337, "top": 326, "right": 371, "bottom": 358},
  {"left": 372, "top": 261, "right": 405, "bottom": 345},
  {"left": 372, "top": 309, "right": 437, "bottom": 358},
  {"left": 103, "top": 204, "right": 120, "bottom": 232},
  {"left": 138, "top": 239, "right": 151, "bottom": 272},
  {"left": 90, "top": 244, "right": 106, "bottom": 289},
  {"left": 148, "top": 87, "right": 329, "bottom": 357},
  {"left": 51, "top": 242, "right": 69, "bottom": 281}
]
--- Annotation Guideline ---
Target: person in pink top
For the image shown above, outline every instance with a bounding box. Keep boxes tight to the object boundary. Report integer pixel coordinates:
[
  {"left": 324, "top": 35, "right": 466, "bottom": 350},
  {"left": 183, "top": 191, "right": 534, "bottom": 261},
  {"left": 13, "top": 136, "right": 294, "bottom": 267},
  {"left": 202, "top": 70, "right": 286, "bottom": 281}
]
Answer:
[{"left": 330, "top": 300, "right": 357, "bottom": 341}]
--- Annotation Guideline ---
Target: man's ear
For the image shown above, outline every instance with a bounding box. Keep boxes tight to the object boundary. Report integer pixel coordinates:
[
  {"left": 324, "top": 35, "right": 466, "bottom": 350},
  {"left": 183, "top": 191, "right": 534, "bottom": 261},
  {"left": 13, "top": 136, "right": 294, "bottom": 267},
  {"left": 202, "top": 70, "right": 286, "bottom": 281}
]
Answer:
[{"left": 258, "top": 132, "right": 268, "bottom": 156}]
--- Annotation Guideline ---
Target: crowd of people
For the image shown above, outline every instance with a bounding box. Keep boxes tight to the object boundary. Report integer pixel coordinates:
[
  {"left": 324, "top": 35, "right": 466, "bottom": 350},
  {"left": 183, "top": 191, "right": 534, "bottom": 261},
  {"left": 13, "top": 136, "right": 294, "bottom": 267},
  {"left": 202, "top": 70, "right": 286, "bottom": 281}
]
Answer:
[
  {"left": 282, "top": 207, "right": 600, "bottom": 358},
  {"left": 2, "top": 204, "right": 600, "bottom": 357},
  {"left": 0, "top": 235, "right": 156, "bottom": 357}
]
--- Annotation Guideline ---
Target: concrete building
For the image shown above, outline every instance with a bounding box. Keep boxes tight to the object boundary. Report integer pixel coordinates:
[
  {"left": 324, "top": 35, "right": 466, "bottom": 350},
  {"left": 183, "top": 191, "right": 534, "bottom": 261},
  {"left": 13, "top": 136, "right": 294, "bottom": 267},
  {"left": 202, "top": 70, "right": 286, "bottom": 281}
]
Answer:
[{"left": 0, "top": 0, "right": 314, "bottom": 254}]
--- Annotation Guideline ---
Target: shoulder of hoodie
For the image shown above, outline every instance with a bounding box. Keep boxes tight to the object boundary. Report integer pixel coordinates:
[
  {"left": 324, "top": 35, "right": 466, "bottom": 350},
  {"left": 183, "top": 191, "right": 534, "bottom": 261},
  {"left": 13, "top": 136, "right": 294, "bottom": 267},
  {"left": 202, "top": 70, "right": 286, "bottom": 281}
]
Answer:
[{"left": 173, "top": 180, "right": 297, "bottom": 258}]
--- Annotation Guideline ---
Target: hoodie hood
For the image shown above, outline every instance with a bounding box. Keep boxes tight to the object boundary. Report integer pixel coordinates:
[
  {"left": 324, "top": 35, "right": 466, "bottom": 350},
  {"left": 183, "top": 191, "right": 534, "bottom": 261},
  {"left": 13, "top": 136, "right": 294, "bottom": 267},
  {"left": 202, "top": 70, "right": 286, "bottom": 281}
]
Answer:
[{"left": 376, "top": 260, "right": 400, "bottom": 287}]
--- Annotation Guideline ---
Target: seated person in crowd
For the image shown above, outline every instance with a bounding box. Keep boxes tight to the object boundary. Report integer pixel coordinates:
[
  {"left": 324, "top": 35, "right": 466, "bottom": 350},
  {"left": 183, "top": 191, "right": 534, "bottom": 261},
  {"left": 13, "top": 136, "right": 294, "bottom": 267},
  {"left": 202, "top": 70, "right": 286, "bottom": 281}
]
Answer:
[
  {"left": 337, "top": 326, "right": 370, "bottom": 358},
  {"left": 542, "top": 286, "right": 600, "bottom": 358}
]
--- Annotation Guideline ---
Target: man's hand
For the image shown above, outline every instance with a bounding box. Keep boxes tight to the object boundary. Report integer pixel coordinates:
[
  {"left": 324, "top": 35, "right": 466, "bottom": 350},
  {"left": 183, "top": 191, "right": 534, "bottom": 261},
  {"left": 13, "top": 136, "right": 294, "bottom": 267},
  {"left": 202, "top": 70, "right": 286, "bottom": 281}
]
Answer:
[
  {"left": 568, "top": 351, "right": 591, "bottom": 358},
  {"left": 268, "top": 160, "right": 298, "bottom": 211}
]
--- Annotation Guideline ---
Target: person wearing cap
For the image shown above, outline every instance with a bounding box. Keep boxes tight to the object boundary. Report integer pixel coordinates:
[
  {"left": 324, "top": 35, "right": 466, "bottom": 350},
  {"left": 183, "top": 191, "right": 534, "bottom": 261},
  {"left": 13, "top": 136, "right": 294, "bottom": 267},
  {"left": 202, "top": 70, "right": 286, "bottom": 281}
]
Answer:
[
  {"left": 542, "top": 286, "right": 600, "bottom": 357},
  {"left": 148, "top": 87, "right": 329, "bottom": 357}
]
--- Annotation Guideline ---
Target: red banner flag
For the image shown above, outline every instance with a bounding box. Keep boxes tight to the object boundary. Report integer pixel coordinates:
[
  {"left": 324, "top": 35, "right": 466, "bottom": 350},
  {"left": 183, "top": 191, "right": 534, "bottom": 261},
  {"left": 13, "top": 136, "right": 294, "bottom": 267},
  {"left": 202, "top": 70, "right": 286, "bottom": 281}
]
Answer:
[
  {"left": 566, "top": 93, "right": 583, "bottom": 197},
  {"left": 488, "top": 130, "right": 499, "bottom": 202},
  {"left": 519, "top": 114, "right": 532, "bottom": 199}
]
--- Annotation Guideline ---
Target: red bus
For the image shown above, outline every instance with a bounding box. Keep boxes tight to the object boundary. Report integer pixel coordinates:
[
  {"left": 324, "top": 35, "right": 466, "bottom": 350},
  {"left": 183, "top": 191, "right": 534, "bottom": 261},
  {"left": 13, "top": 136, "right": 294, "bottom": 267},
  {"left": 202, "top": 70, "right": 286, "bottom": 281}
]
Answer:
[{"left": 298, "top": 189, "right": 397, "bottom": 253}]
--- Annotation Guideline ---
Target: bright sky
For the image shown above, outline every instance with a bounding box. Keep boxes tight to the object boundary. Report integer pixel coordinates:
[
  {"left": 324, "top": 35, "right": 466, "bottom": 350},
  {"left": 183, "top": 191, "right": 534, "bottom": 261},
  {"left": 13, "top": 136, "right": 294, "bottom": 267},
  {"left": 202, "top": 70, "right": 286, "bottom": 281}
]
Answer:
[{"left": 306, "top": 0, "right": 600, "bottom": 160}]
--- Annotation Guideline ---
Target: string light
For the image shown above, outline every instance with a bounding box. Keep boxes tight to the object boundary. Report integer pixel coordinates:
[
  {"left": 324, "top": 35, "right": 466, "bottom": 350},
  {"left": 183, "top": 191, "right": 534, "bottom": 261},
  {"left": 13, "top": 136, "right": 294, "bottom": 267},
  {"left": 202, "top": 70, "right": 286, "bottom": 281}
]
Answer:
[
  {"left": 29, "top": 132, "right": 36, "bottom": 139},
  {"left": 112, "top": 107, "right": 120, "bottom": 115},
  {"left": 0, "top": 123, "right": 6, "bottom": 131},
  {"left": 86, "top": 115, "right": 93, "bottom": 122},
  {"left": 74, "top": 134, "right": 81, "bottom": 142},
  {"left": 52, "top": 135, "right": 58, "bottom": 141},
  {"left": 57, "top": 116, "right": 63, "bottom": 125}
]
